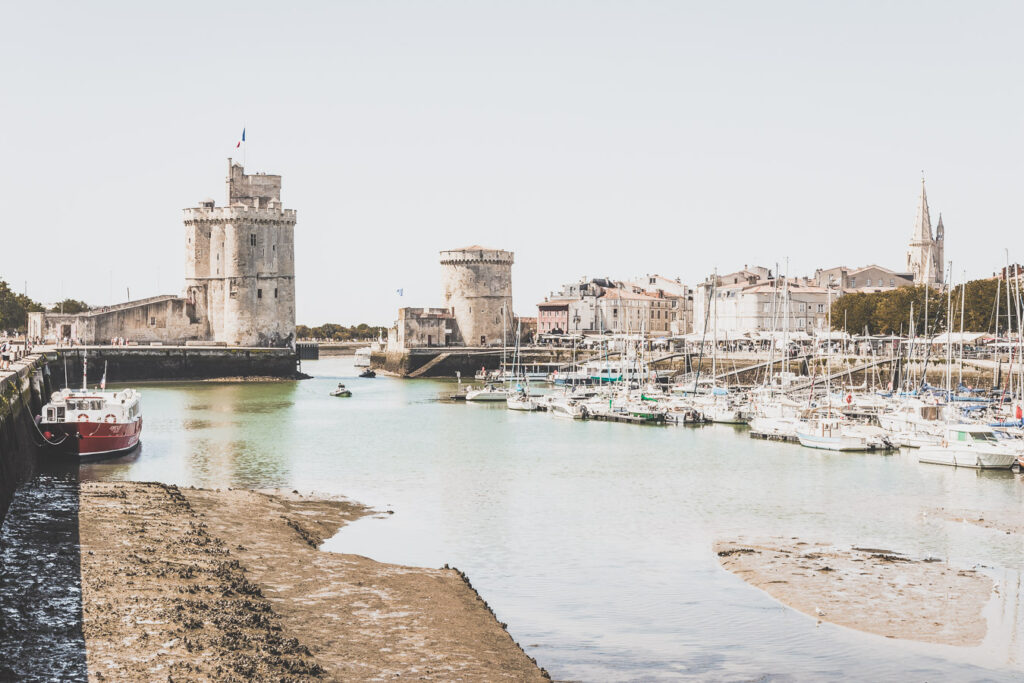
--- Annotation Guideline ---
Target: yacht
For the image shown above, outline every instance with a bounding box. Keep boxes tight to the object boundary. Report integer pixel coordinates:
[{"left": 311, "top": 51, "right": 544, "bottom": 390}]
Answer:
[
  {"left": 465, "top": 383, "right": 511, "bottom": 402},
  {"left": 917, "top": 425, "right": 1020, "bottom": 469}
]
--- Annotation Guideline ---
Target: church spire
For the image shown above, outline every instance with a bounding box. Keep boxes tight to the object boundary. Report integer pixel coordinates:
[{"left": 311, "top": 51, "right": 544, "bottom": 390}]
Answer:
[
  {"left": 912, "top": 176, "right": 933, "bottom": 242},
  {"left": 935, "top": 212, "right": 944, "bottom": 240}
]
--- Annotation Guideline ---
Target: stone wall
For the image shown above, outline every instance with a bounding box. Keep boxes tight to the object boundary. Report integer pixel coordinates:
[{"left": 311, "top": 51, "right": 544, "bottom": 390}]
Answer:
[
  {"left": 396, "top": 308, "right": 460, "bottom": 348},
  {"left": 0, "top": 356, "right": 49, "bottom": 527},
  {"left": 46, "top": 347, "right": 300, "bottom": 383},
  {"left": 373, "top": 347, "right": 582, "bottom": 378},
  {"left": 29, "top": 297, "right": 208, "bottom": 346}
]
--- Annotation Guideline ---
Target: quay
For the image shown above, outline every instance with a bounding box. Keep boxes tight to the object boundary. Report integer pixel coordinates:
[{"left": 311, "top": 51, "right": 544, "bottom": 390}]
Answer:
[{"left": 40, "top": 344, "right": 303, "bottom": 382}]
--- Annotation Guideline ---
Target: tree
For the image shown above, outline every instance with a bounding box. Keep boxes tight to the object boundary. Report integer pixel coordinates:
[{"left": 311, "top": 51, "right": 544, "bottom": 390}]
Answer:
[
  {"left": 831, "top": 279, "right": 1006, "bottom": 335},
  {"left": 0, "top": 279, "right": 45, "bottom": 333},
  {"left": 49, "top": 299, "right": 91, "bottom": 314},
  {"left": 296, "top": 323, "right": 388, "bottom": 341}
]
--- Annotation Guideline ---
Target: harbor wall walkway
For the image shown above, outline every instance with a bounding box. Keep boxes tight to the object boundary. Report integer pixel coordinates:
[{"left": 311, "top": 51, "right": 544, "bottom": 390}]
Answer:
[{"left": 0, "top": 354, "right": 49, "bottom": 526}]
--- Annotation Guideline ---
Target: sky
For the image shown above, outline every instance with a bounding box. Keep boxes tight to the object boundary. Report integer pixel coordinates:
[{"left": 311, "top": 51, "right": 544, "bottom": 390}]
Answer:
[{"left": 2, "top": 1, "right": 1022, "bottom": 325}]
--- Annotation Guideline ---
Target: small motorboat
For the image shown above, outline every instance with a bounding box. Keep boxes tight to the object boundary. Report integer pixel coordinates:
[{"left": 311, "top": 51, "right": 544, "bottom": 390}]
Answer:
[
  {"left": 330, "top": 383, "right": 352, "bottom": 397},
  {"left": 359, "top": 369, "right": 376, "bottom": 378}
]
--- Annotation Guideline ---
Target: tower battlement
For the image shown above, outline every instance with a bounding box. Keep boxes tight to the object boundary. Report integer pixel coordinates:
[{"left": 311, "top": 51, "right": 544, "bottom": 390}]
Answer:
[{"left": 439, "top": 247, "right": 515, "bottom": 266}]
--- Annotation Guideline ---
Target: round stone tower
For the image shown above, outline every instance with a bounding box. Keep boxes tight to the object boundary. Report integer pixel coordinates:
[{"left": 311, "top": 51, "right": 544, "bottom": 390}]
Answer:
[{"left": 440, "top": 246, "right": 514, "bottom": 346}]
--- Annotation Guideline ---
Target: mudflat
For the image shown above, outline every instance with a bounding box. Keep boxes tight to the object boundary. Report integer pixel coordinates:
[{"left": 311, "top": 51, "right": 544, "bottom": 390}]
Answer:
[
  {"left": 715, "top": 539, "right": 993, "bottom": 646},
  {"left": 79, "top": 481, "right": 547, "bottom": 681}
]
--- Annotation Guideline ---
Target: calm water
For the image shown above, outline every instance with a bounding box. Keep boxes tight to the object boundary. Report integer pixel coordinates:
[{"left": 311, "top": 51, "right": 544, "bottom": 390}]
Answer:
[{"left": 80, "top": 358, "right": 1024, "bottom": 681}]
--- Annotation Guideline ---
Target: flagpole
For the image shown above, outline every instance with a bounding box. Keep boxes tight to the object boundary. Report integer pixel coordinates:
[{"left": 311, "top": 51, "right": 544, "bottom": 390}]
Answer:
[{"left": 243, "top": 124, "right": 247, "bottom": 169}]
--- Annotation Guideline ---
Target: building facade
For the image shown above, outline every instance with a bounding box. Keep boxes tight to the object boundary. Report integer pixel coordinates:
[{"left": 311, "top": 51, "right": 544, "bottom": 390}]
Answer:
[
  {"left": 814, "top": 264, "right": 914, "bottom": 292},
  {"left": 693, "top": 269, "right": 830, "bottom": 335},
  {"left": 537, "top": 277, "right": 687, "bottom": 336}
]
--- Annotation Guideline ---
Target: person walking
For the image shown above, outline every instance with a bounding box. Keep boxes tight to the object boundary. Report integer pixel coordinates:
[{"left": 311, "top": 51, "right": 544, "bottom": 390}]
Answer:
[{"left": 0, "top": 339, "right": 10, "bottom": 371}]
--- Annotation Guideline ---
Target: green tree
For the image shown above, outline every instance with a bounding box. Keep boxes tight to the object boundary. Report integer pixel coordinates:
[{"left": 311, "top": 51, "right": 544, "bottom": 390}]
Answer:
[
  {"left": 297, "top": 323, "right": 388, "bottom": 341},
  {"left": 49, "top": 299, "right": 91, "bottom": 314},
  {"left": 0, "top": 279, "right": 45, "bottom": 333},
  {"left": 831, "top": 280, "right": 1008, "bottom": 335}
]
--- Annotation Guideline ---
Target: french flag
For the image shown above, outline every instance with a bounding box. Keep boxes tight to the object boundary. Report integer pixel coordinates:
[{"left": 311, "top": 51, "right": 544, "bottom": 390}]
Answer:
[{"left": 236, "top": 128, "right": 245, "bottom": 148}]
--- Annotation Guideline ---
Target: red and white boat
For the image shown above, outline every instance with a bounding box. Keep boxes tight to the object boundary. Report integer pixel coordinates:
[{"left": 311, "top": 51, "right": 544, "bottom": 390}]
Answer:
[{"left": 39, "top": 386, "right": 143, "bottom": 460}]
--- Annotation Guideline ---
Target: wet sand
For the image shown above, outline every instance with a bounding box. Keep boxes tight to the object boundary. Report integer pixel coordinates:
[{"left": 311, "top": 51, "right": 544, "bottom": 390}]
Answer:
[
  {"left": 79, "top": 481, "right": 548, "bottom": 681},
  {"left": 928, "top": 506, "right": 1024, "bottom": 536},
  {"left": 715, "top": 539, "right": 993, "bottom": 646}
]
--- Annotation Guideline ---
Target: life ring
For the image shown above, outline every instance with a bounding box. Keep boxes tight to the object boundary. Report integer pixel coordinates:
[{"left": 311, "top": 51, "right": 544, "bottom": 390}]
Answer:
[
  {"left": 104, "top": 414, "right": 116, "bottom": 424},
  {"left": 846, "top": 393, "right": 853, "bottom": 405},
  {"left": 78, "top": 413, "right": 90, "bottom": 422}
]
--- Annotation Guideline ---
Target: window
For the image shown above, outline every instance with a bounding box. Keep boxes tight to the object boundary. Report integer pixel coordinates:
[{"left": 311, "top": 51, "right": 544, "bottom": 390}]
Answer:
[
  {"left": 890, "top": 279, "right": 895, "bottom": 287},
  {"left": 257, "top": 289, "right": 263, "bottom": 299},
  {"left": 149, "top": 317, "right": 156, "bottom": 326},
  {"left": 865, "top": 278, "right": 871, "bottom": 287},
  {"left": 850, "top": 278, "right": 857, "bottom": 287},
  {"left": 250, "top": 233, "right": 257, "bottom": 246},
  {"left": 817, "top": 304, "right": 824, "bottom": 313},
  {"left": 274, "top": 288, "right": 278, "bottom": 298}
]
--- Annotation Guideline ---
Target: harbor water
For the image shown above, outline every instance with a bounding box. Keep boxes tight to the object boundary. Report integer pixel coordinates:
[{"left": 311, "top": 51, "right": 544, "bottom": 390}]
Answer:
[{"left": 80, "top": 358, "right": 1024, "bottom": 681}]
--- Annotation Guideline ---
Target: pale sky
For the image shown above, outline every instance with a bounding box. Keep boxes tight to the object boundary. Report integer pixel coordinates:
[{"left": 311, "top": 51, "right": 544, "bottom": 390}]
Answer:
[{"left": 2, "top": 1, "right": 1022, "bottom": 325}]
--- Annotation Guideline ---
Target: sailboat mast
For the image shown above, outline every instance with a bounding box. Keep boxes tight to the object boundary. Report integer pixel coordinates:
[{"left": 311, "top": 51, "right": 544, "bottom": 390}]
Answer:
[
  {"left": 1006, "top": 250, "right": 1015, "bottom": 398},
  {"left": 958, "top": 270, "right": 965, "bottom": 388},
  {"left": 945, "top": 262, "right": 953, "bottom": 400},
  {"left": 712, "top": 268, "right": 718, "bottom": 380}
]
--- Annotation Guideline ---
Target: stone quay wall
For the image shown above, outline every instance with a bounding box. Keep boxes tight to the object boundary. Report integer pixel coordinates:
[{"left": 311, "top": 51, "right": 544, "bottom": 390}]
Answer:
[
  {"left": 0, "top": 355, "right": 50, "bottom": 526},
  {"left": 44, "top": 346, "right": 300, "bottom": 383},
  {"left": 374, "top": 347, "right": 582, "bottom": 378}
]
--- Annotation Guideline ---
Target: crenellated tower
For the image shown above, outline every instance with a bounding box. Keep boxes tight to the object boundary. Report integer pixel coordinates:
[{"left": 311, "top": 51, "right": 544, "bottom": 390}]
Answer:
[
  {"left": 183, "top": 159, "right": 297, "bottom": 347},
  {"left": 440, "top": 247, "right": 514, "bottom": 346}
]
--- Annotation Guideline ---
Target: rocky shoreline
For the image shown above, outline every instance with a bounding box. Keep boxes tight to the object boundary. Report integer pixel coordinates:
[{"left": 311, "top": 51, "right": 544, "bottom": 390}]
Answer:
[{"left": 2, "top": 480, "right": 548, "bottom": 681}]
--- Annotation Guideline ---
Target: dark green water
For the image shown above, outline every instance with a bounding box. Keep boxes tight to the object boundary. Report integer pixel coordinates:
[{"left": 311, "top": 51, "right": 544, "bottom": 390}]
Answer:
[{"left": 79, "top": 358, "right": 1024, "bottom": 681}]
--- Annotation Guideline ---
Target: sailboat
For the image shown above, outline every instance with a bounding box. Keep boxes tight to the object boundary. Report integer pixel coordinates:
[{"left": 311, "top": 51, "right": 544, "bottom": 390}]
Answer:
[
  {"left": 507, "top": 320, "right": 541, "bottom": 411},
  {"left": 796, "top": 287, "right": 890, "bottom": 451}
]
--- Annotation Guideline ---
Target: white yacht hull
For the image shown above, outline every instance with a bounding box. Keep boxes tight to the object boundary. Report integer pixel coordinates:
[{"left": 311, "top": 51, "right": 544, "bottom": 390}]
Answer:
[{"left": 917, "top": 448, "right": 1017, "bottom": 469}]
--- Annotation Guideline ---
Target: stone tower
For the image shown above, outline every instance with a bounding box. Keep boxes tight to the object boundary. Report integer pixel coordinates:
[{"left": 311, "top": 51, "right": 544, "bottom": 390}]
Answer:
[
  {"left": 906, "top": 178, "right": 944, "bottom": 285},
  {"left": 183, "top": 159, "right": 297, "bottom": 347},
  {"left": 440, "top": 246, "right": 514, "bottom": 346}
]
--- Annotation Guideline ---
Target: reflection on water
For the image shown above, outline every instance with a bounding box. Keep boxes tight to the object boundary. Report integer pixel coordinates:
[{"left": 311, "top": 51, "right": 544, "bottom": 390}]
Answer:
[{"left": 80, "top": 359, "right": 1024, "bottom": 681}]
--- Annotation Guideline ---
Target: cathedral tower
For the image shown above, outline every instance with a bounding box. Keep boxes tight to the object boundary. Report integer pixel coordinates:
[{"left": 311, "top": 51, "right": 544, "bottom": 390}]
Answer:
[{"left": 906, "top": 179, "right": 944, "bottom": 285}]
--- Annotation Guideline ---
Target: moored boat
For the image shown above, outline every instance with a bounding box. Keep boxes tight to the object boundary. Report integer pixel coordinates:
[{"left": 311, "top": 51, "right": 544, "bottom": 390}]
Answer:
[
  {"left": 917, "top": 425, "right": 1019, "bottom": 469},
  {"left": 39, "top": 388, "right": 142, "bottom": 460}
]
